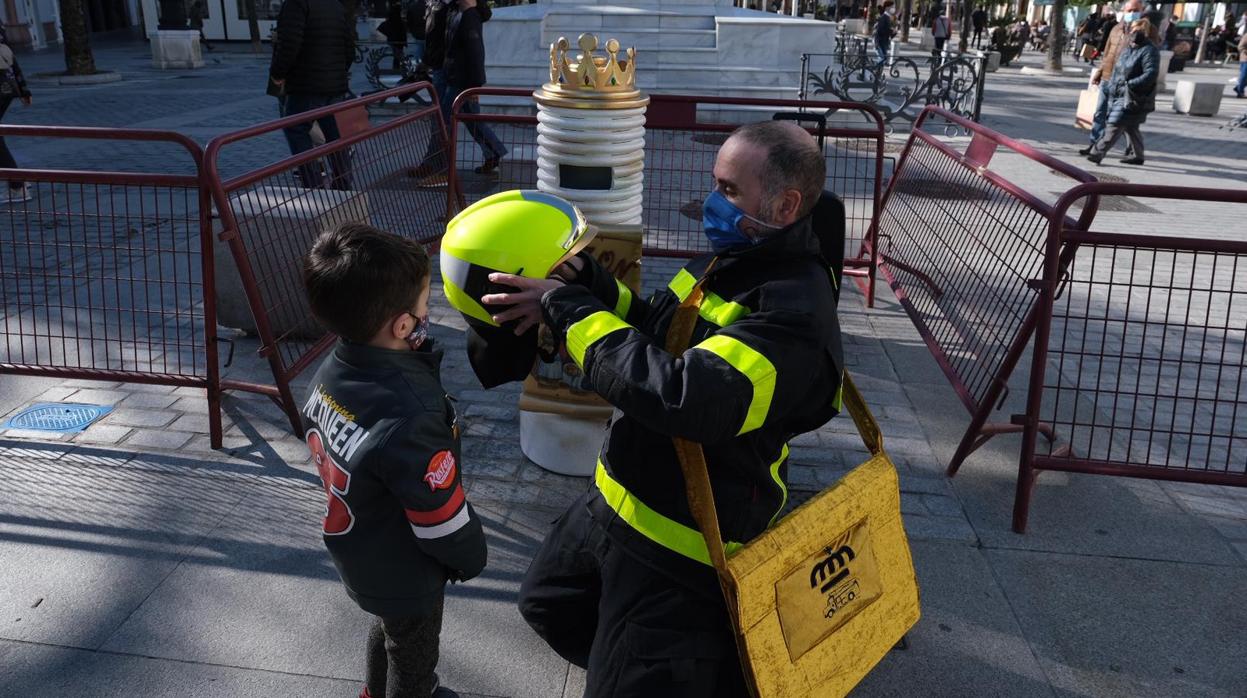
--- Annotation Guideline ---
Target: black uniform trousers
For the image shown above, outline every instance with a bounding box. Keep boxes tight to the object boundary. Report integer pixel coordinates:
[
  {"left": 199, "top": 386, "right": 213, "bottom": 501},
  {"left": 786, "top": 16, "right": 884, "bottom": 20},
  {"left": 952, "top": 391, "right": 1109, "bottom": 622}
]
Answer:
[{"left": 519, "top": 492, "right": 750, "bottom": 698}]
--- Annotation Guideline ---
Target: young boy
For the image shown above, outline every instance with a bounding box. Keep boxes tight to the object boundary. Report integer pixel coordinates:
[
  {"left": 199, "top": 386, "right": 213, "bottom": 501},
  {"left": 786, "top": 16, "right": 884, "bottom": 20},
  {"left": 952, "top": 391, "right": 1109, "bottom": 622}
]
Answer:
[{"left": 301, "top": 223, "right": 487, "bottom": 698}]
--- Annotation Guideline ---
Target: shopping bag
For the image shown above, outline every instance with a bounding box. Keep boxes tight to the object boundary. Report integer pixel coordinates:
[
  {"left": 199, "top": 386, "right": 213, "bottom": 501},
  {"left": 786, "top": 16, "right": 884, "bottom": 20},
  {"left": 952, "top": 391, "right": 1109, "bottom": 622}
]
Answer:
[{"left": 1075, "top": 87, "right": 1100, "bottom": 129}]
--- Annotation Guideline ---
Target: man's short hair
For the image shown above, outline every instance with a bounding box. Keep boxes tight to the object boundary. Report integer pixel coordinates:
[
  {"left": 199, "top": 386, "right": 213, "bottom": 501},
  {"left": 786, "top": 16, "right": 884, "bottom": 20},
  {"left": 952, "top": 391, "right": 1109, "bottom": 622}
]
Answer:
[
  {"left": 881, "top": 0, "right": 894, "bottom": 8},
  {"left": 730, "top": 120, "right": 826, "bottom": 220},
  {"left": 303, "top": 223, "right": 430, "bottom": 343}
]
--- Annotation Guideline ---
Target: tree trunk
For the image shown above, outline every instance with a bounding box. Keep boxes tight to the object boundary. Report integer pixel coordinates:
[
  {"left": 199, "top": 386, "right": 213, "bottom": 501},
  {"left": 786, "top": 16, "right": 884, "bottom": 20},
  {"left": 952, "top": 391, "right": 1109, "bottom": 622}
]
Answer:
[
  {"left": 960, "top": 0, "right": 974, "bottom": 52},
  {"left": 1194, "top": 11, "right": 1212, "bottom": 63},
  {"left": 1017, "top": 0, "right": 1030, "bottom": 22},
  {"left": 58, "top": 0, "right": 96, "bottom": 76},
  {"left": 1045, "top": 0, "right": 1065, "bottom": 71},
  {"left": 901, "top": 0, "right": 912, "bottom": 42},
  {"left": 246, "top": 0, "right": 262, "bottom": 53}
]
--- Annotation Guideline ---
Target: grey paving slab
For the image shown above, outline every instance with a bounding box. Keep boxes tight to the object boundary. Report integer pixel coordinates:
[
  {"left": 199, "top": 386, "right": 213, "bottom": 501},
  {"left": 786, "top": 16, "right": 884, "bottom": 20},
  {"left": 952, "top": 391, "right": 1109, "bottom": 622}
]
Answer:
[
  {"left": 986, "top": 548, "right": 1247, "bottom": 698},
  {"left": 98, "top": 483, "right": 569, "bottom": 697},
  {"left": 0, "top": 453, "right": 243, "bottom": 649},
  {"left": 902, "top": 362, "right": 1243, "bottom": 565},
  {"left": 852, "top": 541, "right": 1052, "bottom": 697},
  {"left": 0, "top": 638, "right": 362, "bottom": 698}
]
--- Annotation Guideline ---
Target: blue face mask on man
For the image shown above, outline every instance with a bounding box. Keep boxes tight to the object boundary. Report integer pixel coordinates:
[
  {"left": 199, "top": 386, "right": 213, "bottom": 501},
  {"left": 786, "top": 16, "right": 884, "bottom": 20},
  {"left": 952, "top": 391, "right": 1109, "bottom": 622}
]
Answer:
[
  {"left": 701, "top": 190, "right": 781, "bottom": 253},
  {"left": 1121, "top": 11, "right": 1142, "bottom": 22}
]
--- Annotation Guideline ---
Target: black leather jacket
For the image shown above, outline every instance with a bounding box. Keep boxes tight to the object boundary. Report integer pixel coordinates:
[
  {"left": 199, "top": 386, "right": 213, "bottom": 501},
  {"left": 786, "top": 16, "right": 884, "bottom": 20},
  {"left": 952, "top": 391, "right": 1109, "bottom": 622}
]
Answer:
[{"left": 302, "top": 340, "right": 487, "bottom": 616}]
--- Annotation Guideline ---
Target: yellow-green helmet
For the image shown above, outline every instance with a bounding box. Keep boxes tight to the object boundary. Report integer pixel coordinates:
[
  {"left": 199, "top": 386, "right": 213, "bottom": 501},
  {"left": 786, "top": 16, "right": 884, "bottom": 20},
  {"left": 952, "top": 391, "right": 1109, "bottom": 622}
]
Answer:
[{"left": 440, "top": 190, "right": 595, "bottom": 327}]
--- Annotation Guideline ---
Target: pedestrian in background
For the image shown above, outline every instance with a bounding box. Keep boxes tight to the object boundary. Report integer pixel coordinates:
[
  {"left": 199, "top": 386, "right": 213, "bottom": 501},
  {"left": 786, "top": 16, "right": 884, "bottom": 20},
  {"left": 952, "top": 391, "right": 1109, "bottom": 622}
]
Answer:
[
  {"left": 189, "top": 0, "right": 213, "bottom": 51},
  {"left": 404, "top": 0, "right": 427, "bottom": 65},
  {"left": 377, "top": 0, "right": 408, "bottom": 71},
  {"left": 1080, "top": 0, "right": 1141, "bottom": 158},
  {"left": 875, "top": 0, "right": 896, "bottom": 68},
  {"left": 1086, "top": 18, "right": 1159, "bottom": 166},
  {"left": 1235, "top": 29, "right": 1247, "bottom": 98},
  {"left": 268, "top": 0, "right": 355, "bottom": 189},
  {"left": 972, "top": 7, "right": 987, "bottom": 48},
  {"left": 932, "top": 7, "right": 951, "bottom": 53},
  {"left": 444, "top": 0, "right": 506, "bottom": 175},
  {"left": 0, "top": 22, "right": 33, "bottom": 204}
]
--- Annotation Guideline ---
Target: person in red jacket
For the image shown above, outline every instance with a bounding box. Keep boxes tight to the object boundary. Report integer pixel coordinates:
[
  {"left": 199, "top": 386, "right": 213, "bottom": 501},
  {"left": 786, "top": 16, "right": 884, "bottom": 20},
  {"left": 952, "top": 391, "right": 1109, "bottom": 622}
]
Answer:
[{"left": 302, "top": 223, "right": 487, "bottom": 698}]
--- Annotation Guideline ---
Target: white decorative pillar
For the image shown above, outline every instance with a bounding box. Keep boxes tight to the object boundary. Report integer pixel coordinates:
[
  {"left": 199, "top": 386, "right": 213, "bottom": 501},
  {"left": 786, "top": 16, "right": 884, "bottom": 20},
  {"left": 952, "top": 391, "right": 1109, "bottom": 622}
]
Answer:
[{"left": 520, "top": 33, "right": 649, "bottom": 476}]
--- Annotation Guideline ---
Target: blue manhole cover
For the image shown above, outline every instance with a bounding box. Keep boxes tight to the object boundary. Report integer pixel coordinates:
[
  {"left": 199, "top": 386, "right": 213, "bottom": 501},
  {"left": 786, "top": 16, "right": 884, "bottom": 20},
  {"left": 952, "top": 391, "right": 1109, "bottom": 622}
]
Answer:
[{"left": 4, "top": 403, "right": 114, "bottom": 433}]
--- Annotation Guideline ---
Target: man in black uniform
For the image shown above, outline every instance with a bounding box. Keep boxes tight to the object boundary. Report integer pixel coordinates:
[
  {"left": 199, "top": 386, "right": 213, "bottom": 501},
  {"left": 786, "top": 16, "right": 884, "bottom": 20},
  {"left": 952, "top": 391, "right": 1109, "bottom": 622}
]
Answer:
[{"left": 483, "top": 121, "right": 845, "bottom": 696}]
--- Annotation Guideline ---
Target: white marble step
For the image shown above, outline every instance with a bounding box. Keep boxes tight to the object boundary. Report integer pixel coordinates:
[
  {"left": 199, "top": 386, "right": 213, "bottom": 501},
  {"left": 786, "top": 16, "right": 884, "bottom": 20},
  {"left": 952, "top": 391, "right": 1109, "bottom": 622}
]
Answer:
[
  {"left": 540, "top": 27, "right": 717, "bottom": 50},
  {"left": 488, "top": 62, "right": 795, "bottom": 89},
  {"left": 544, "top": 11, "right": 717, "bottom": 31}
]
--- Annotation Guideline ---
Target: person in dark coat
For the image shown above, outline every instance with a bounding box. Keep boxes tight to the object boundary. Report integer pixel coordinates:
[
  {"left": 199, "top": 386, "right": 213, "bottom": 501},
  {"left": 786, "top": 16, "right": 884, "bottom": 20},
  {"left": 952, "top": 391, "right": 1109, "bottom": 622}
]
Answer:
[
  {"left": 0, "top": 22, "right": 33, "bottom": 204},
  {"left": 972, "top": 7, "right": 987, "bottom": 48},
  {"left": 269, "top": 0, "right": 356, "bottom": 188},
  {"left": 443, "top": 0, "right": 506, "bottom": 174},
  {"left": 377, "top": 0, "right": 408, "bottom": 70},
  {"left": 1087, "top": 18, "right": 1160, "bottom": 166}
]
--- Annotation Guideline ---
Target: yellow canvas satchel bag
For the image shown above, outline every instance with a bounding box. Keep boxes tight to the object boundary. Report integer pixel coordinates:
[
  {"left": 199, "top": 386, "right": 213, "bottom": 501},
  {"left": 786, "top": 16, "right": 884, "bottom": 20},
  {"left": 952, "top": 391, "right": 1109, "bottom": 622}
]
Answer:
[{"left": 665, "top": 270, "right": 921, "bottom": 698}]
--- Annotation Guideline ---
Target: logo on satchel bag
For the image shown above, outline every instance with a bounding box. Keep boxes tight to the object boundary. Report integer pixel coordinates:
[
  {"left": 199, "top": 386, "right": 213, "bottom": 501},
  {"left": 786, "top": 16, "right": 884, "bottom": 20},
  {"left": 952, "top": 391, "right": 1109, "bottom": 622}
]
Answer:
[{"left": 775, "top": 518, "right": 883, "bottom": 660}]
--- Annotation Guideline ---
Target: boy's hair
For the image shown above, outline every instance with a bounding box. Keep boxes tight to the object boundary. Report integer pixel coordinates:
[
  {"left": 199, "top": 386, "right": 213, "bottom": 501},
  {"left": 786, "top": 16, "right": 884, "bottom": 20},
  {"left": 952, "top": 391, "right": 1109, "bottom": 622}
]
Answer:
[{"left": 303, "top": 223, "right": 430, "bottom": 343}]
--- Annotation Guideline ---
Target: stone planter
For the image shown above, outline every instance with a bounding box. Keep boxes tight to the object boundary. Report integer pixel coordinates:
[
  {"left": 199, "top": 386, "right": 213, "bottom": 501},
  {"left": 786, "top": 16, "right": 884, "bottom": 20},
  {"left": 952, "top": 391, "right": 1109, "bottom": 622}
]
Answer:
[
  {"left": 150, "top": 30, "right": 203, "bottom": 70},
  {"left": 984, "top": 51, "right": 1001, "bottom": 72}
]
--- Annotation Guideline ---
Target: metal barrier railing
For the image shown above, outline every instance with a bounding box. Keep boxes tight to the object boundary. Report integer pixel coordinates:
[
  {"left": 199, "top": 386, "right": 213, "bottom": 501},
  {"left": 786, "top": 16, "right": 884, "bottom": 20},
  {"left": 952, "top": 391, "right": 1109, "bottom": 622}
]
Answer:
[
  {"left": 446, "top": 88, "right": 887, "bottom": 305},
  {"left": 1014, "top": 183, "right": 1247, "bottom": 532},
  {"left": 0, "top": 126, "right": 225, "bottom": 446},
  {"left": 876, "top": 105, "right": 1098, "bottom": 477},
  {"left": 203, "top": 83, "right": 450, "bottom": 435}
]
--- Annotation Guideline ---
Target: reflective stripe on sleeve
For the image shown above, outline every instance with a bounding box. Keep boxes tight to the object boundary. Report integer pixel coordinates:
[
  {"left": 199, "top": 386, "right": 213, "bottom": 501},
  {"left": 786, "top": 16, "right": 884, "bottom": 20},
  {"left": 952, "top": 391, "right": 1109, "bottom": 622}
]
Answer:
[
  {"left": 768, "top": 444, "right": 790, "bottom": 527},
  {"left": 693, "top": 334, "right": 777, "bottom": 435},
  {"left": 595, "top": 461, "right": 742, "bottom": 566},
  {"left": 614, "top": 278, "right": 633, "bottom": 319},
  {"left": 565, "top": 310, "right": 632, "bottom": 369}
]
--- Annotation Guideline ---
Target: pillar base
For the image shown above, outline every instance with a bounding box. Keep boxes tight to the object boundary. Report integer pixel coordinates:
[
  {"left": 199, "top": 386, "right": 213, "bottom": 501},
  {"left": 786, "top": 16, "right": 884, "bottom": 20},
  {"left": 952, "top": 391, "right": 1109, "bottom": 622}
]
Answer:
[
  {"left": 150, "top": 30, "right": 204, "bottom": 70},
  {"left": 520, "top": 409, "right": 610, "bottom": 477}
]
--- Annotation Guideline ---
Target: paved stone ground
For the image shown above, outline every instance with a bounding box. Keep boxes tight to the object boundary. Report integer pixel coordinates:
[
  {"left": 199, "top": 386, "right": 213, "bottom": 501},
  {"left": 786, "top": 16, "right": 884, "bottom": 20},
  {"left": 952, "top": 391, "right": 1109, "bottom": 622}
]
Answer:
[{"left": 0, "top": 38, "right": 1244, "bottom": 697}]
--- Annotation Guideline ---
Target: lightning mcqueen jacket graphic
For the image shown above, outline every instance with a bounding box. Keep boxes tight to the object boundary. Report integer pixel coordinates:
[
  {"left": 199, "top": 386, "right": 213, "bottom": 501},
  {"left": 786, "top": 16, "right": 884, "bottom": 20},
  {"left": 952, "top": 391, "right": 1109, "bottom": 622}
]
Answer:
[{"left": 302, "top": 340, "right": 487, "bottom": 616}]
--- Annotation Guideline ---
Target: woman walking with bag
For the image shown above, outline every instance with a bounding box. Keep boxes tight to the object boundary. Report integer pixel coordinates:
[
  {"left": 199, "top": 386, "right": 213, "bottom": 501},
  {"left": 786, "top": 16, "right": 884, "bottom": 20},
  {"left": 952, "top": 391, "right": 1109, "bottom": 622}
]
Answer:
[
  {"left": 1086, "top": 18, "right": 1159, "bottom": 166},
  {"left": 0, "top": 22, "right": 32, "bottom": 204}
]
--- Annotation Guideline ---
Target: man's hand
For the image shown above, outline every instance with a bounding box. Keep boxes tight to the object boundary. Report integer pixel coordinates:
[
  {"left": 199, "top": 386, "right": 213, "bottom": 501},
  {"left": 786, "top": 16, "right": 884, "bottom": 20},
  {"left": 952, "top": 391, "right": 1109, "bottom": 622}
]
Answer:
[{"left": 481, "top": 273, "right": 565, "bottom": 336}]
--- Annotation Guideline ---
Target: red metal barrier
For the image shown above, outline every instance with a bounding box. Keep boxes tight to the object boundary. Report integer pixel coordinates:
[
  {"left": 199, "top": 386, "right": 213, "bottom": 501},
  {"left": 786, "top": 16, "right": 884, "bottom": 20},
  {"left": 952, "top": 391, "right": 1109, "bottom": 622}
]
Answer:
[
  {"left": 876, "top": 105, "right": 1099, "bottom": 477},
  {"left": 1014, "top": 183, "right": 1247, "bottom": 532},
  {"left": 446, "top": 88, "right": 887, "bottom": 304},
  {"left": 0, "top": 126, "right": 224, "bottom": 446},
  {"left": 203, "top": 83, "right": 450, "bottom": 434}
]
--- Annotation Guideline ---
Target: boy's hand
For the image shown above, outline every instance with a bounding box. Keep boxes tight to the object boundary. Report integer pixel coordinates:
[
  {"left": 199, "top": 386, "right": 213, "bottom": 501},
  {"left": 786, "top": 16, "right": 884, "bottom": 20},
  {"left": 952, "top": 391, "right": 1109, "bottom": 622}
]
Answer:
[{"left": 481, "top": 273, "right": 565, "bottom": 336}]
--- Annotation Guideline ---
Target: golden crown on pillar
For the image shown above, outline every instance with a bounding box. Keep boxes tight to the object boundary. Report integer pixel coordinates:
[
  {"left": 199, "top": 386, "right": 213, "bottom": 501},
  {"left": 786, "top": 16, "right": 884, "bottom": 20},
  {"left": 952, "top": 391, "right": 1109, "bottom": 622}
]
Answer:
[{"left": 549, "top": 34, "right": 637, "bottom": 92}]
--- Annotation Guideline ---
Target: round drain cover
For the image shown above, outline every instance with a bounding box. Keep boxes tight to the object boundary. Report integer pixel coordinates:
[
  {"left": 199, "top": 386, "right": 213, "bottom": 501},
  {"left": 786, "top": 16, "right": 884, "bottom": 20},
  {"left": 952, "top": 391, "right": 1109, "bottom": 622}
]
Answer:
[{"left": 5, "top": 403, "right": 113, "bottom": 433}]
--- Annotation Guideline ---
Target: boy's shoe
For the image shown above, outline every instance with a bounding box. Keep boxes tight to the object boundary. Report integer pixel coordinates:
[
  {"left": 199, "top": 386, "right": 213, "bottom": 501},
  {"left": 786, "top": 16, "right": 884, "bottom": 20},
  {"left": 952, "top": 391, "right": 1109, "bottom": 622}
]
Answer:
[
  {"left": 1084, "top": 153, "right": 1103, "bottom": 165},
  {"left": 1077, "top": 146, "right": 1093, "bottom": 156},
  {"left": 3, "top": 185, "right": 32, "bottom": 204},
  {"left": 1119, "top": 157, "right": 1144, "bottom": 165}
]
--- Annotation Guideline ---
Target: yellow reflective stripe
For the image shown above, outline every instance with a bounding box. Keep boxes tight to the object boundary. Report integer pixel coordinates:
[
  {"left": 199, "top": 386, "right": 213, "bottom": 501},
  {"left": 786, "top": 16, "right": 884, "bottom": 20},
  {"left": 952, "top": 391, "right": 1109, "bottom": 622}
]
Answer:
[
  {"left": 768, "top": 444, "right": 791, "bottom": 527},
  {"left": 695, "top": 334, "right": 777, "bottom": 435},
  {"left": 595, "top": 461, "right": 742, "bottom": 565},
  {"left": 667, "top": 268, "right": 697, "bottom": 302},
  {"left": 667, "top": 269, "right": 749, "bottom": 328},
  {"left": 614, "top": 278, "right": 633, "bottom": 319},
  {"left": 832, "top": 374, "right": 845, "bottom": 412},
  {"left": 566, "top": 311, "right": 631, "bottom": 369},
  {"left": 699, "top": 292, "right": 750, "bottom": 327}
]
